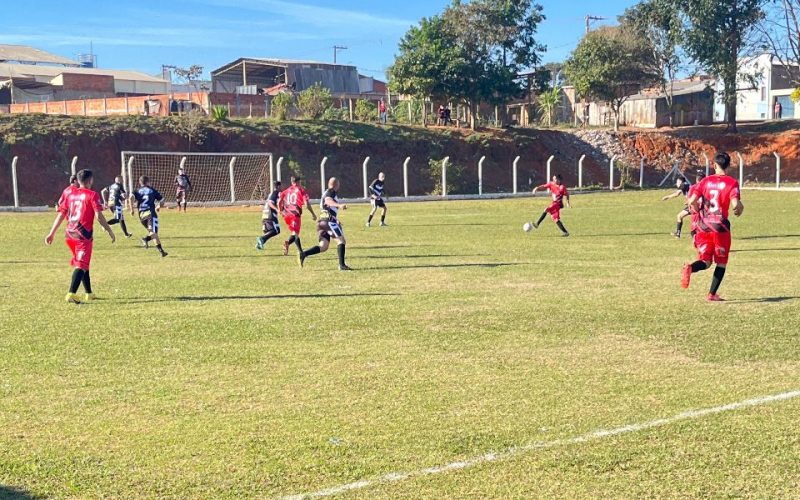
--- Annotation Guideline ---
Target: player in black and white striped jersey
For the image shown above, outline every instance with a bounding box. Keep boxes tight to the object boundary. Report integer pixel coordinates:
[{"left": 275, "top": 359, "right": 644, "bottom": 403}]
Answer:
[
  {"left": 299, "top": 177, "right": 351, "bottom": 271},
  {"left": 366, "top": 172, "right": 387, "bottom": 227}
]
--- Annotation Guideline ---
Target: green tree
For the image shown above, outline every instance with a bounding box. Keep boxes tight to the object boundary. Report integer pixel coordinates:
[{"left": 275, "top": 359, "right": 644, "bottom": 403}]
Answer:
[
  {"left": 565, "top": 26, "right": 661, "bottom": 131},
  {"left": 354, "top": 99, "right": 377, "bottom": 122},
  {"left": 537, "top": 86, "right": 561, "bottom": 127},
  {"left": 296, "top": 82, "right": 333, "bottom": 120},
  {"left": 388, "top": 15, "right": 461, "bottom": 126},
  {"left": 622, "top": 0, "right": 684, "bottom": 127},
  {"left": 679, "top": 0, "right": 766, "bottom": 132},
  {"left": 271, "top": 92, "right": 293, "bottom": 121},
  {"left": 756, "top": 1, "right": 800, "bottom": 88},
  {"left": 791, "top": 87, "right": 800, "bottom": 103}
]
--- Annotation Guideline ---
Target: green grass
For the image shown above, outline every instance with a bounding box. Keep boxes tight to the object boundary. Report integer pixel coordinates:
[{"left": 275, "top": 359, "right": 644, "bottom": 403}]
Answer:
[{"left": 1, "top": 191, "right": 799, "bottom": 498}]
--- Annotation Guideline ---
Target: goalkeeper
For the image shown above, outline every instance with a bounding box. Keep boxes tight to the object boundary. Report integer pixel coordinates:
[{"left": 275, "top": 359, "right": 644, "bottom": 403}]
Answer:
[{"left": 175, "top": 167, "right": 192, "bottom": 212}]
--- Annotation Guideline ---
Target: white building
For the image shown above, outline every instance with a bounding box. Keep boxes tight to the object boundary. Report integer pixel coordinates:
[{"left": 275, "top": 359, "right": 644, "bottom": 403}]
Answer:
[{"left": 714, "top": 54, "right": 799, "bottom": 122}]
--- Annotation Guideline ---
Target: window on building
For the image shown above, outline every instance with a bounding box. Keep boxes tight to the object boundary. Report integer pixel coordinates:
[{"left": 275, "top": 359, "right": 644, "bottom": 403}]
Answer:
[{"left": 761, "top": 87, "right": 766, "bottom": 101}]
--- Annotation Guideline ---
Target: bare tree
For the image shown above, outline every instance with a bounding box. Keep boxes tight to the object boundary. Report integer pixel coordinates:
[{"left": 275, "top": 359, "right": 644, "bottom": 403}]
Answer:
[{"left": 757, "top": 0, "right": 800, "bottom": 86}]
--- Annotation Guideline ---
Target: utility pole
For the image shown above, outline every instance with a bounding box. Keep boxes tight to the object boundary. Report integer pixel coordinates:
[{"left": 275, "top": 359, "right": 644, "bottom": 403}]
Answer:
[
  {"left": 585, "top": 15, "right": 606, "bottom": 34},
  {"left": 333, "top": 45, "right": 348, "bottom": 64}
]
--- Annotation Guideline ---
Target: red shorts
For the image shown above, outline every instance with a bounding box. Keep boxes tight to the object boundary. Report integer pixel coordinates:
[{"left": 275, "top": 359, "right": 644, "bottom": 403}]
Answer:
[
  {"left": 545, "top": 201, "right": 562, "bottom": 221},
  {"left": 283, "top": 214, "right": 302, "bottom": 234},
  {"left": 66, "top": 237, "right": 93, "bottom": 271},
  {"left": 695, "top": 231, "right": 731, "bottom": 265}
]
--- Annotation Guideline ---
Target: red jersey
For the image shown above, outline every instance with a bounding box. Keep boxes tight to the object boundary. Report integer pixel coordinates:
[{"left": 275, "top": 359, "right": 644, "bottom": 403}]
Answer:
[
  {"left": 687, "top": 183, "right": 703, "bottom": 231},
  {"left": 541, "top": 182, "right": 568, "bottom": 205},
  {"left": 696, "top": 174, "right": 741, "bottom": 233},
  {"left": 279, "top": 185, "right": 310, "bottom": 217},
  {"left": 57, "top": 184, "right": 78, "bottom": 209},
  {"left": 58, "top": 187, "right": 104, "bottom": 240}
]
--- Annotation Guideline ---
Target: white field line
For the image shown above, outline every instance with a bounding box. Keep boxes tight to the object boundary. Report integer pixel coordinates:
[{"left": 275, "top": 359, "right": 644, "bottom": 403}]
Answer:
[{"left": 284, "top": 389, "right": 800, "bottom": 499}]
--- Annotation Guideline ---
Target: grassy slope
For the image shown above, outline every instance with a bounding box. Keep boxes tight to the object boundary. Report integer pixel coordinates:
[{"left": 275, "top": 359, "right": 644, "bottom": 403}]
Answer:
[{"left": 0, "top": 191, "right": 798, "bottom": 498}]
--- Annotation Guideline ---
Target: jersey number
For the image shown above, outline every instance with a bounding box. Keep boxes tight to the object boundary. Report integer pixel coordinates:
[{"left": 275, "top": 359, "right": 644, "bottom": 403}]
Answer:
[
  {"left": 708, "top": 190, "right": 720, "bottom": 213},
  {"left": 285, "top": 193, "right": 298, "bottom": 206},
  {"left": 69, "top": 200, "right": 83, "bottom": 222}
]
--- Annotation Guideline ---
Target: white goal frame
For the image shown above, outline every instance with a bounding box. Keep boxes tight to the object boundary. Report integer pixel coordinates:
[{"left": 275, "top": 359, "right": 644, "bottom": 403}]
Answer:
[{"left": 120, "top": 151, "right": 274, "bottom": 207}]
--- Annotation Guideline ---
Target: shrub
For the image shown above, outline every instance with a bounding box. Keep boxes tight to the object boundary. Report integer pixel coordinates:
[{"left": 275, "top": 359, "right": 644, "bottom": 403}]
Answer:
[
  {"left": 210, "top": 105, "right": 229, "bottom": 122},
  {"left": 428, "top": 158, "right": 475, "bottom": 195},
  {"left": 355, "top": 99, "right": 377, "bottom": 122},
  {"left": 271, "top": 92, "right": 294, "bottom": 121},
  {"left": 391, "top": 99, "right": 423, "bottom": 124},
  {"left": 321, "top": 106, "right": 347, "bottom": 121},
  {"left": 791, "top": 87, "right": 800, "bottom": 103},
  {"left": 297, "top": 83, "right": 333, "bottom": 119}
]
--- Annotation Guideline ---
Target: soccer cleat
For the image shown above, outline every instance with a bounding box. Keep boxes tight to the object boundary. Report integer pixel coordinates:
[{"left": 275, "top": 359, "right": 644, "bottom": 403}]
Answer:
[
  {"left": 671, "top": 231, "right": 681, "bottom": 239},
  {"left": 160, "top": 251, "right": 169, "bottom": 258},
  {"left": 339, "top": 265, "right": 353, "bottom": 271},
  {"left": 125, "top": 233, "right": 133, "bottom": 239},
  {"left": 65, "top": 293, "right": 82, "bottom": 304},
  {"left": 366, "top": 221, "right": 371, "bottom": 227},
  {"left": 282, "top": 241, "right": 290, "bottom": 256},
  {"left": 255, "top": 237, "right": 264, "bottom": 251},
  {"left": 83, "top": 293, "right": 95, "bottom": 302},
  {"left": 706, "top": 293, "right": 725, "bottom": 302},
  {"left": 141, "top": 238, "right": 149, "bottom": 249},
  {"left": 298, "top": 252, "right": 306, "bottom": 268},
  {"left": 561, "top": 232, "right": 570, "bottom": 237},
  {"left": 531, "top": 221, "right": 539, "bottom": 229},
  {"left": 380, "top": 222, "right": 387, "bottom": 227},
  {"left": 681, "top": 263, "right": 692, "bottom": 289}
]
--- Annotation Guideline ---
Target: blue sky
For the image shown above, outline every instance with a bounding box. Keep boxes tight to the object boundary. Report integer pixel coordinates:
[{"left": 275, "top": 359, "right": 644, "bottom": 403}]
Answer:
[{"left": 1, "top": 0, "right": 638, "bottom": 80}]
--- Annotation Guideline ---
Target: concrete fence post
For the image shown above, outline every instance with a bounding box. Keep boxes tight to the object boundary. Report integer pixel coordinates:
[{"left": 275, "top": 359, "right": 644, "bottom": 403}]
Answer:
[
  {"left": 125, "top": 96, "right": 130, "bottom": 115},
  {"left": 774, "top": 152, "right": 781, "bottom": 189},
  {"left": 640, "top": 155, "right": 646, "bottom": 188},
  {"left": 702, "top": 152, "right": 710, "bottom": 177},
  {"left": 228, "top": 157, "right": 237, "bottom": 202},
  {"left": 127, "top": 156, "right": 135, "bottom": 199},
  {"left": 362, "top": 157, "right": 370, "bottom": 199},
  {"left": 403, "top": 157, "right": 410, "bottom": 197},
  {"left": 610, "top": 155, "right": 617, "bottom": 191},
  {"left": 11, "top": 156, "right": 19, "bottom": 208},
  {"left": 71, "top": 156, "right": 78, "bottom": 176},
  {"left": 512, "top": 156, "right": 520, "bottom": 194},
  {"left": 120, "top": 151, "right": 127, "bottom": 192},
  {"left": 269, "top": 154, "right": 274, "bottom": 191},
  {"left": 478, "top": 156, "right": 486, "bottom": 196},
  {"left": 546, "top": 155, "right": 555, "bottom": 181},
  {"left": 578, "top": 154, "right": 586, "bottom": 189},
  {"left": 736, "top": 152, "right": 744, "bottom": 186},
  {"left": 276, "top": 156, "right": 283, "bottom": 182},
  {"left": 320, "top": 157, "right": 328, "bottom": 193},
  {"left": 441, "top": 157, "right": 450, "bottom": 197}
]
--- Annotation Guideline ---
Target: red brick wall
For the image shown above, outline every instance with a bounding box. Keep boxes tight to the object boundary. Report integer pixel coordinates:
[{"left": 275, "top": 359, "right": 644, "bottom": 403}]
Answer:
[{"left": 60, "top": 73, "right": 115, "bottom": 93}]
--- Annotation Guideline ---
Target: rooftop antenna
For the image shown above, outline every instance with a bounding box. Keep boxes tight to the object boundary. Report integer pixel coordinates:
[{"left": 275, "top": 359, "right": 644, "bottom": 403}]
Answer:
[{"left": 333, "top": 45, "right": 348, "bottom": 64}]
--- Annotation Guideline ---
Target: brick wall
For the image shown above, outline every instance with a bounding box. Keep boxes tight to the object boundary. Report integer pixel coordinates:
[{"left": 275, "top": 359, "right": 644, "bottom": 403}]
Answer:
[{"left": 61, "top": 73, "right": 115, "bottom": 93}]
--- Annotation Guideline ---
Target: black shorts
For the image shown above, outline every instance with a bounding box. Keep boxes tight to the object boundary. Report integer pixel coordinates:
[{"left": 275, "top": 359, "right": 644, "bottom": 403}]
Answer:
[
  {"left": 317, "top": 219, "right": 344, "bottom": 241},
  {"left": 262, "top": 218, "right": 280, "bottom": 235},
  {"left": 139, "top": 210, "right": 159, "bottom": 233},
  {"left": 371, "top": 197, "right": 386, "bottom": 208}
]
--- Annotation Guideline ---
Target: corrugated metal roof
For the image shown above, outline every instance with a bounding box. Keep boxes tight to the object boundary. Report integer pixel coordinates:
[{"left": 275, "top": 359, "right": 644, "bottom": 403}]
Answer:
[
  {"left": 630, "top": 79, "right": 714, "bottom": 101},
  {"left": 0, "top": 44, "right": 79, "bottom": 66},
  {"left": 0, "top": 62, "right": 168, "bottom": 83},
  {"left": 211, "top": 57, "right": 356, "bottom": 75}
]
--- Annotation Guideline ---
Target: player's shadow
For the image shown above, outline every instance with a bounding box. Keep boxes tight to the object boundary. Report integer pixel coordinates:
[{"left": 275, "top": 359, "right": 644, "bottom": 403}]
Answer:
[
  {"left": 363, "top": 253, "right": 489, "bottom": 259},
  {"left": 739, "top": 234, "right": 800, "bottom": 241},
  {"left": 117, "top": 293, "right": 399, "bottom": 304},
  {"left": 402, "top": 223, "right": 495, "bottom": 227},
  {"left": 351, "top": 244, "right": 419, "bottom": 250},
  {"left": 572, "top": 231, "right": 665, "bottom": 238},
  {"left": 731, "top": 247, "right": 800, "bottom": 253},
  {"left": 724, "top": 296, "right": 800, "bottom": 304},
  {"left": 0, "top": 485, "right": 40, "bottom": 499},
  {"left": 369, "top": 262, "right": 522, "bottom": 271}
]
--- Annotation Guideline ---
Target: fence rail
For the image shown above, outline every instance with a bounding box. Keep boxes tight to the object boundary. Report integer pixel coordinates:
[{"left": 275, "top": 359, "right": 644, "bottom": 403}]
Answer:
[{"left": 1, "top": 151, "right": 796, "bottom": 210}]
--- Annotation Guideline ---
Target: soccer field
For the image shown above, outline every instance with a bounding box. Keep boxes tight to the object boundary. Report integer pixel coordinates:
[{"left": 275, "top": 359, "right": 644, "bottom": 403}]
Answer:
[{"left": 1, "top": 191, "right": 799, "bottom": 498}]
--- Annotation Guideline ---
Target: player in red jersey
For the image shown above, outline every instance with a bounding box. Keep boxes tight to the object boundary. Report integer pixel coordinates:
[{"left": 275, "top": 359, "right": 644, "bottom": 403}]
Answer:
[
  {"left": 686, "top": 171, "right": 706, "bottom": 248},
  {"left": 681, "top": 152, "right": 744, "bottom": 301},
  {"left": 661, "top": 171, "right": 705, "bottom": 238},
  {"left": 56, "top": 174, "right": 79, "bottom": 207},
  {"left": 277, "top": 176, "right": 316, "bottom": 256},
  {"left": 530, "top": 174, "right": 572, "bottom": 237},
  {"left": 45, "top": 169, "right": 116, "bottom": 304}
]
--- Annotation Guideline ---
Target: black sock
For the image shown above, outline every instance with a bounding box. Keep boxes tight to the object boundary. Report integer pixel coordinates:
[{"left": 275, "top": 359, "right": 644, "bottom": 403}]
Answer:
[
  {"left": 143, "top": 235, "right": 152, "bottom": 242},
  {"left": 556, "top": 221, "right": 568, "bottom": 234},
  {"left": 287, "top": 235, "right": 296, "bottom": 245},
  {"left": 294, "top": 237, "right": 303, "bottom": 253},
  {"left": 381, "top": 213, "right": 386, "bottom": 223},
  {"left": 156, "top": 244, "right": 166, "bottom": 255},
  {"left": 536, "top": 212, "right": 547, "bottom": 226},
  {"left": 82, "top": 270, "right": 92, "bottom": 294},
  {"left": 690, "top": 261, "right": 709, "bottom": 273},
  {"left": 710, "top": 266, "right": 726, "bottom": 295},
  {"left": 338, "top": 244, "right": 346, "bottom": 267},
  {"left": 108, "top": 218, "right": 119, "bottom": 225},
  {"left": 120, "top": 219, "right": 129, "bottom": 235},
  {"left": 261, "top": 230, "right": 278, "bottom": 244},
  {"left": 675, "top": 221, "right": 683, "bottom": 234},
  {"left": 368, "top": 214, "right": 374, "bottom": 223},
  {"left": 304, "top": 246, "right": 321, "bottom": 257},
  {"left": 69, "top": 268, "right": 85, "bottom": 294}
]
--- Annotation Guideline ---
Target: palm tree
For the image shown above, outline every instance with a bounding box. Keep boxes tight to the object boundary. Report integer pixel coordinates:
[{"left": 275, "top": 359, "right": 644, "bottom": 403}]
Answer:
[{"left": 537, "top": 87, "right": 561, "bottom": 127}]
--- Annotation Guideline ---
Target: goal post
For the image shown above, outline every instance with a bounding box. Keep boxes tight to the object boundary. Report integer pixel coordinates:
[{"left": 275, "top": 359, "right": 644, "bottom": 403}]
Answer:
[{"left": 121, "top": 152, "right": 273, "bottom": 207}]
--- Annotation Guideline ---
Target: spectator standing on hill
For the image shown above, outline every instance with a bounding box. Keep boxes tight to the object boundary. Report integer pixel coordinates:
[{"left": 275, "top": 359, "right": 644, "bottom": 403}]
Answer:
[
  {"left": 379, "top": 99, "right": 387, "bottom": 124},
  {"left": 774, "top": 100, "right": 783, "bottom": 120}
]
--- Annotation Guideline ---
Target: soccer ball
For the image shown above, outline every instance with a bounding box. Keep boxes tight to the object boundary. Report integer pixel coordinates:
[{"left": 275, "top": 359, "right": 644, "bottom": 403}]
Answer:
[{"left": 523, "top": 222, "right": 533, "bottom": 232}]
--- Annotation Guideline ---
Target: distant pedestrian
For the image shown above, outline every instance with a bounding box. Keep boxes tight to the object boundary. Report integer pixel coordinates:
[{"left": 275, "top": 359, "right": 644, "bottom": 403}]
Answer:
[
  {"left": 444, "top": 106, "right": 452, "bottom": 126},
  {"left": 438, "top": 105, "right": 446, "bottom": 126},
  {"left": 379, "top": 98, "right": 387, "bottom": 124},
  {"left": 775, "top": 100, "right": 783, "bottom": 120}
]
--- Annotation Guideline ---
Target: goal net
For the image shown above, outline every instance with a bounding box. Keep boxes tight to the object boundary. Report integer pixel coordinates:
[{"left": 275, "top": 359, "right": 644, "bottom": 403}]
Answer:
[{"left": 120, "top": 152, "right": 273, "bottom": 207}]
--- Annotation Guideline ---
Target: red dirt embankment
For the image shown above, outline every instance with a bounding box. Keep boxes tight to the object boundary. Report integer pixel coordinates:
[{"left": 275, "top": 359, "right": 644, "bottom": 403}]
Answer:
[{"left": 617, "top": 121, "right": 800, "bottom": 183}]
